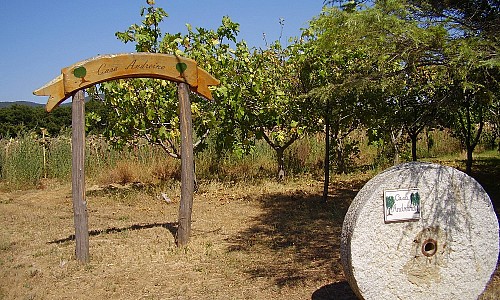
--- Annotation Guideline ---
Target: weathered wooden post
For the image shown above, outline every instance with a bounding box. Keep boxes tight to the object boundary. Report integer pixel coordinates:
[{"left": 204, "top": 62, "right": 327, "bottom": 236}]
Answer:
[
  {"left": 41, "top": 127, "right": 48, "bottom": 179},
  {"left": 176, "top": 82, "right": 195, "bottom": 246},
  {"left": 71, "top": 90, "right": 89, "bottom": 263}
]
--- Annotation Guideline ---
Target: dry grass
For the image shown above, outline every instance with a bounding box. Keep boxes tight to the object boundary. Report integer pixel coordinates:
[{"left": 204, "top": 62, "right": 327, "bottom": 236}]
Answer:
[{"left": 0, "top": 169, "right": 499, "bottom": 299}]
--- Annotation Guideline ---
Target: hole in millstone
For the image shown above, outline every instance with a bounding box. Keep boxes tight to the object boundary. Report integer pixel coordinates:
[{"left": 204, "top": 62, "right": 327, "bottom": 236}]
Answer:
[{"left": 422, "top": 239, "right": 437, "bottom": 257}]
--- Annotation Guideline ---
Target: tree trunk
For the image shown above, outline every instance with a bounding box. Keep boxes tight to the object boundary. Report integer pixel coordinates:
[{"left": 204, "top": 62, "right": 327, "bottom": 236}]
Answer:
[
  {"left": 336, "top": 138, "right": 347, "bottom": 174},
  {"left": 277, "top": 148, "right": 285, "bottom": 181},
  {"left": 425, "top": 129, "right": 434, "bottom": 156},
  {"left": 393, "top": 142, "right": 400, "bottom": 165},
  {"left": 260, "top": 130, "right": 298, "bottom": 181},
  {"left": 410, "top": 132, "right": 418, "bottom": 161},
  {"left": 391, "top": 128, "right": 403, "bottom": 165},
  {"left": 465, "top": 146, "right": 473, "bottom": 175},
  {"left": 461, "top": 102, "right": 484, "bottom": 175},
  {"left": 176, "top": 83, "right": 194, "bottom": 247}
]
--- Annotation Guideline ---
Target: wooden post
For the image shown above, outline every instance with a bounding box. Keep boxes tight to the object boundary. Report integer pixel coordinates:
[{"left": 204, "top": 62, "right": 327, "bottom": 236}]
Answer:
[
  {"left": 322, "top": 98, "right": 331, "bottom": 203},
  {"left": 41, "top": 128, "right": 47, "bottom": 179},
  {"left": 72, "top": 90, "right": 89, "bottom": 262},
  {"left": 176, "top": 82, "right": 195, "bottom": 246}
]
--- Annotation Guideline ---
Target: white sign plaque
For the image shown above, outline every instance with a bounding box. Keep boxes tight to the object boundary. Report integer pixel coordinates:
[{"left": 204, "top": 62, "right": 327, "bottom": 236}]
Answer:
[{"left": 384, "top": 188, "right": 421, "bottom": 223}]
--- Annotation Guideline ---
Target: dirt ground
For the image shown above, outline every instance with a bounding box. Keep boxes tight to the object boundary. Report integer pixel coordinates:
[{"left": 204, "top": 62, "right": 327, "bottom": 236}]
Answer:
[{"left": 1, "top": 174, "right": 499, "bottom": 299}]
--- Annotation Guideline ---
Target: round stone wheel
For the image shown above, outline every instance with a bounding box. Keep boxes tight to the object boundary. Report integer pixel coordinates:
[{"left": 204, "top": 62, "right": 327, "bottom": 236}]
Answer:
[{"left": 341, "top": 162, "right": 499, "bottom": 300}]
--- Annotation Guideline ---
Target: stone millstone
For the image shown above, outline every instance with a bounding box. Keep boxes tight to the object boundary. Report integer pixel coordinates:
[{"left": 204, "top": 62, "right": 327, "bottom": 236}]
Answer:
[{"left": 341, "top": 162, "right": 498, "bottom": 300}]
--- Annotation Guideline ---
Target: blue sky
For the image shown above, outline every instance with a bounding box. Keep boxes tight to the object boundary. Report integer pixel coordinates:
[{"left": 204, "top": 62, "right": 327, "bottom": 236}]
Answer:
[{"left": 0, "top": 0, "right": 325, "bottom": 104}]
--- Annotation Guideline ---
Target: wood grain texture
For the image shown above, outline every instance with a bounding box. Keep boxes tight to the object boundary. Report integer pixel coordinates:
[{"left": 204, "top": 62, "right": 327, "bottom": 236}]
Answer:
[
  {"left": 71, "top": 90, "right": 89, "bottom": 263},
  {"left": 176, "top": 82, "right": 195, "bottom": 247}
]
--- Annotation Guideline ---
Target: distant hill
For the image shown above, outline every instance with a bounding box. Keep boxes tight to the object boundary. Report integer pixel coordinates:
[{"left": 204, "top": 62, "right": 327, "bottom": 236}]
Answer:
[
  {"left": 0, "top": 100, "right": 78, "bottom": 109},
  {"left": 0, "top": 101, "right": 44, "bottom": 108}
]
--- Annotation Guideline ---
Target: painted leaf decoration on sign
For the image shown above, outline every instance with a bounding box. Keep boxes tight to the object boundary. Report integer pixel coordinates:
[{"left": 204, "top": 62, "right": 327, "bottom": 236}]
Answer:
[
  {"left": 73, "top": 66, "right": 87, "bottom": 78},
  {"left": 176, "top": 62, "right": 188, "bottom": 74}
]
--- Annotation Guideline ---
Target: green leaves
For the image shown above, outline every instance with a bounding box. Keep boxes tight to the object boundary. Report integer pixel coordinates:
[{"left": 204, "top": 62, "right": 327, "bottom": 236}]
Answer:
[
  {"left": 116, "top": 6, "right": 168, "bottom": 52},
  {"left": 94, "top": 6, "right": 251, "bottom": 158},
  {"left": 217, "top": 16, "right": 240, "bottom": 43},
  {"left": 89, "top": 0, "right": 499, "bottom": 177}
]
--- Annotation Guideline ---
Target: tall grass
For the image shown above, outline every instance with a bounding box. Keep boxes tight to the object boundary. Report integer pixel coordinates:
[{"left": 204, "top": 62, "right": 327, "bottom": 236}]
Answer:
[
  {"left": 417, "top": 129, "right": 463, "bottom": 158},
  {"left": 0, "top": 133, "right": 44, "bottom": 188},
  {"left": 195, "top": 139, "right": 276, "bottom": 182},
  {"left": 285, "top": 133, "right": 325, "bottom": 177},
  {"left": 46, "top": 135, "right": 72, "bottom": 180},
  {"left": 0, "top": 128, "right": 489, "bottom": 189}
]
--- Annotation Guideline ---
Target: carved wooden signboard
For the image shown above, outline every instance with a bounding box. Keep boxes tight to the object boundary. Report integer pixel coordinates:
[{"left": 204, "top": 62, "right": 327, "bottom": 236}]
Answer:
[
  {"left": 34, "top": 53, "right": 219, "bottom": 262},
  {"left": 34, "top": 53, "right": 219, "bottom": 111}
]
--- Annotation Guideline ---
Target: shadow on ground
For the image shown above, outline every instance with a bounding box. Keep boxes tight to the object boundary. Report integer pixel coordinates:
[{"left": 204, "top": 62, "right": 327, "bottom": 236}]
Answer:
[
  {"left": 470, "top": 157, "right": 500, "bottom": 215},
  {"left": 440, "top": 156, "right": 500, "bottom": 215},
  {"left": 48, "top": 222, "right": 177, "bottom": 244},
  {"left": 312, "top": 281, "right": 358, "bottom": 300},
  {"left": 226, "top": 179, "right": 366, "bottom": 291}
]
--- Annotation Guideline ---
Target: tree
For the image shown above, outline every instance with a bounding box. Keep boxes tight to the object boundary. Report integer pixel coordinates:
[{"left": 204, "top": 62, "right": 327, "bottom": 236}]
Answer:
[
  {"left": 160, "top": 15, "right": 317, "bottom": 182},
  {"left": 301, "top": 4, "right": 383, "bottom": 198},
  {"left": 361, "top": 1, "right": 449, "bottom": 164},
  {"left": 408, "top": 0, "right": 499, "bottom": 173},
  {"left": 300, "top": 5, "right": 384, "bottom": 197},
  {"left": 240, "top": 40, "right": 317, "bottom": 179},
  {"left": 88, "top": 6, "right": 244, "bottom": 161},
  {"left": 164, "top": 20, "right": 318, "bottom": 180},
  {"left": 300, "top": 0, "right": 448, "bottom": 198},
  {"left": 0, "top": 105, "right": 38, "bottom": 137},
  {"left": 88, "top": 5, "right": 184, "bottom": 156},
  {"left": 408, "top": 0, "right": 499, "bottom": 42},
  {"left": 443, "top": 37, "right": 498, "bottom": 174},
  {"left": 372, "top": 58, "right": 449, "bottom": 163},
  {"left": 0, "top": 104, "right": 71, "bottom": 138},
  {"left": 323, "top": 0, "right": 368, "bottom": 11},
  {"left": 169, "top": 17, "right": 257, "bottom": 157}
]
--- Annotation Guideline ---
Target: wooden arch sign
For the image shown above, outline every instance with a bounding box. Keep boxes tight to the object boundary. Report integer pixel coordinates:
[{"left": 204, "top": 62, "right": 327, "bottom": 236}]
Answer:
[
  {"left": 34, "top": 53, "right": 219, "bottom": 111},
  {"left": 33, "top": 53, "right": 219, "bottom": 262}
]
